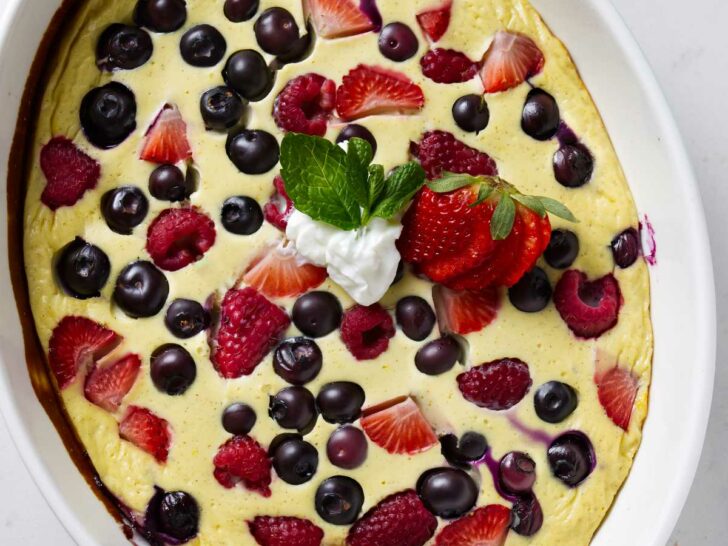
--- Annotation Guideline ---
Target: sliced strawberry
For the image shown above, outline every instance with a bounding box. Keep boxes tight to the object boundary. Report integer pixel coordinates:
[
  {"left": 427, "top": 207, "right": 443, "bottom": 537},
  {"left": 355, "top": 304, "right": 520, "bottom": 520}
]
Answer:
[
  {"left": 595, "top": 366, "right": 638, "bottom": 430},
  {"left": 84, "top": 354, "right": 141, "bottom": 412},
  {"left": 263, "top": 175, "right": 294, "bottom": 231},
  {"left": 435, "top": 504, "right": 511, "bottom": 546},
  {"left": 433, "top": 285, "right": 501, "bottom": 335},
  {"left": 336, "top": 65, "right": 425, "bottom": 121},
  {"left": 48, "top": 316, "right": 121, "bottom": 389},
  {"left": 242, "top": 242, "right": 327, "bottom": 298},
  {"left": 304, "top": 0, "right": 376, "bottom": 39},
  {"left": 416, "top": 1, "right": 451, "bottom": 43},
  {"left": 140, "top": 104, "right": 192, "bottom": 164},
  {"left": 40, "top": 137, "right": 100, "bottom": 210},
  {"left": 119, "top": 406, "right": 171, "bottom": 463},
  {"left": 480, "top": 31, "right": 545, "bottom": 93},
  {"left": 360, "top": 396, "right": 437, "bottom": 455}
]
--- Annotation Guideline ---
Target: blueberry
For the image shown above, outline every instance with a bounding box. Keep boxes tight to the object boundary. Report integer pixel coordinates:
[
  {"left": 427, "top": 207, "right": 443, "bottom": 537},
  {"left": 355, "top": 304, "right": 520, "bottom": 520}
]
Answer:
[
  {"left": 164, "top": 298, "right": 208, "bottom": 338},
  {"left": 222, "top": 403, "right": 257, "bottom": 435},
  {"left": 221, "top": 196, "right": 263, "bottom": 235},
  {"left": 511, "top": 494, "right": 544, "bottom": 536},
  {"left": 148, "top": 164, "right": 194, "bottom": 202},
  {"left": 80, "top": 82, "right": 137, "bottom": 149},
  {"left": 200, "top": 86, "right": 245, "bottom": 131},
  {"left": 452, "top": 94, "right": 490, "bottom": 133},
  {"left": 150, "top": 343, "right": 196, "bottom": 395},
  {"left": 223, "top": 49, "right": 274, "bottom": 101},
  {"left": 292, "top": 291, "right": 343, "bottom": 338},
  {"left": 180, "top": 24, "right": 227, "bottom": 67},
  {"left": 271, "top": 435, "right": 318, "bottom": 484},
  {"left": 396, "top": 296, "right": 435, "bottom": 341},
  {"left": 101, "top": 185, "right": 148, "bottom": 235},
  {"left": 315, "top": 476, "right": 364, "bottom": 525},
  {"left": 273, "top": 27, "right": 313, "bottom": 65},
  {"left": 499, "top": 451, "right": 536, "bottom": 494},
  {"left": 378, "top": 22, "right": 418, "bottom": 62},
  {"left": 316, "top": 382, "right": 365, "bottom": 424},
  {"left": 134, "top": 0, "right": 187, "bottom": 33},
  {"left": 227, "top": 129, "right": 279, "bottom": 174},
  {"left": 96, "top": 24, "right": 153, "bottom": 71},
  {"left": 269, "top": 386, "right": 317, "bottom": 432},
  {"left": 544, "top": 229, "right": 579, "bottom": 269},
  {"left": 534, "top": 381, "right": 578, "bottom": 424},
  {"left": 508, "top": 267, "right": 552, "bottom": 313},
  {"left": 224, "top": 0, "right": 259, "bottom": 22},
  {"left": 254, "top": 7, "right": 300, "bottom": 55},
  {"left": 611, "top": 228, "right": 640, "bottom": 268},
  {"left": 336, "top": 124, "right": 378, "bottom": 156},
  {"left": 547, "top": 431, "right": 595, "bottom": 487},
  {"left": 326, "top": 426, "right": 368, "bottom": 469},
  {"left": 273, "top": 337, "right": 323, "bottom": 385},
  {"left": 440, "top": 432, "right": 488, "bottom": 467},
  {"left": 415, "top": 336, "right": 461, "bottom": 376},
  {"left": 553, "top": 144, "right": 594, "bottom": 188},
  {"left": 417, "top": 467, "right": 479, "bottom": 519},
  {"left": 522, "top": 88, "right": 560, "bottom": 141},
  {"left": 156, "top": 491, "right": 199, "bottom": 541},
  {"left": 113, "top": 261, "right": 169, "bottom": 318},
  {"left": 55, "top": 237, "right": 110, "bottom": 299}
]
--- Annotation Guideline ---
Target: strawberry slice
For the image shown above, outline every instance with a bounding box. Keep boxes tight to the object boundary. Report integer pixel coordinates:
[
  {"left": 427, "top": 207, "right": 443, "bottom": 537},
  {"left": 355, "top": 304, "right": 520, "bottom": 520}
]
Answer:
[
  {"left": 242, "top": 242, "right": 327, "bottom": 299},
  {"left": 40, "top": 137, "right": 100, "bottom": 210},
  {"left": 336, "top": 65, "right": 425, "bottom": 121},
  {"left": 416, "top": 1, "right": 452, "bottom": 43},
  {"left": 433, "top": 285, "right": 501, "bottom": 335},
  {"left": 480, "top": 31, "right": 545, "bottom": 93},
  {"left": 435, "top": 504, "right": 511, "bottom": 546},
  {"left": 140, "top": 104, "right": 192, "bottom": 164},
  {"left": 595, "top": 366, "right": 639, "bottom": 430},
  {"left": 119, "top": 406, "right": 171, "bottom": 463},
  {"left": 48, "top": 316, "right": 122, "bottom": 389},
  {"left": 84, "top": 354, "right": 141, "bottom": 412},
  {"left": 360, "top": 396, "right": 437, "bottom": 455},
  {"left": 304, "top": 0, "right": 376, "bottom": 39}
]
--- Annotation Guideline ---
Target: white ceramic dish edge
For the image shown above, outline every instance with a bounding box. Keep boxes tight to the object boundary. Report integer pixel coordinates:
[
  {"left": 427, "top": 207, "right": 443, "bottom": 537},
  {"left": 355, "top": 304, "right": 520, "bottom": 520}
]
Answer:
[{"left": 0, "top": 0, "right": 716, "bottom": 545}]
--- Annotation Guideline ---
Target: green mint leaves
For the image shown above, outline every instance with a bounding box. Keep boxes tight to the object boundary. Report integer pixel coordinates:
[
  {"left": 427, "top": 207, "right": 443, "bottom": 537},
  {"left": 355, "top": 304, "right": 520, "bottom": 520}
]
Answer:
[
  {"left": 427, "top": 172, "right": 578, "bottom": 241},
  {"left": 280, "top": 133, "right": 426, "bottom": 231}
]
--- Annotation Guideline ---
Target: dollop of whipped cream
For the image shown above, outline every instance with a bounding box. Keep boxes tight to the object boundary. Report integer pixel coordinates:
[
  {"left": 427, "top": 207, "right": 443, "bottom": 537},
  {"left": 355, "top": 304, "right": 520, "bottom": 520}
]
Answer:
[{"left": 286, "top": 210, "right": 402, "bottom": 306}]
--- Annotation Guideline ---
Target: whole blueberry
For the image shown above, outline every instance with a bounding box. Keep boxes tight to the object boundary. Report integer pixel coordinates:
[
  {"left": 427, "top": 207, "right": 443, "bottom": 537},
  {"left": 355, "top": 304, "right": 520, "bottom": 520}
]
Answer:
[
  {"left": 508, "top": 267, "right": 552, "bottom": 313},
  {"left": 134, "top": 0, "right": 187, "bottom": 33},
  {"left": 544, "top": 229, "right": 579, "bottom": 269},
  {"left": 452, "top": 94, "right": 490, "bottom": 133},
  {"left": 80, "top": 82, "right": 137, "bottom": 149},
  {"left": 180, "top": 24, "right": 227, "bottom": 67},
  {"left": 534, "top": 381, "right": 578, "bottom": 424},
  {"left": 156, "top": 491, "right": 199, "bottom": 541},
  {"left": 396, "top": 296, "right": 436, "bottom": 341},
  {"left": 440, "top": 432, "right": 488, "bottom": 467},
  {"left": 499, "top": 451, "right": 537, "bottom": 494},
  {"left": 96, "top": 24, "right": 153, "bottom": 71},
  {"left": 417, "top": 467, "right": 479, "bottom": 519},
  {"left": 254, "top": 7, "right": 300, "bottom": 56},
  {"left": 553, "top": 144, "right": 594, "bottom": 188},
  {"left": 55, "top": 237, "right": 110, "bottom": 299},
  {"left": 221, "top": 196, "right": 263, "bottom": 235},
  {"left": 223, "top": 49, "right": 274, "bottom": 101},
  {"left": 611, "top": 227, "right": 641, "bottom": 268},
  {"left": 415, "top": 336, "right": 462, "bottom": 376},
  {"left": 511, "top": 494, "right": 544, "bottom": 536},
  {"left": 227, "top": 129, "right": 279, "bottom": 174},
  {"left": 164, "top": 298, "right": 208, "bottom": 338},
  {"left": 336, "top": 124, "right": 378, "bottom": 156},
  {"left": 378, "top": 22, "right": 418, "bottom": 62},
  {"left": 547, "top": 431, "right": 595, "bottom": 487},
  {"left": 271, "top": 435, "right": 318, "bottom": 484},
  {"left": 224, "top": 0, "right": 259, "bottom": 22},
  {"left": 292, "top": 291, "right": 343, "bottom": 338},
  {"left": 315, "top": 476, "right": 365, "bottom": 525},
  {"left": 326, "top": 426, "right": 368, "bottom": 469},
  {"left": 150, "top": 343, "right": 197, "bottom": 395},
  {"left": 316, "top": 382, "right": 365, "bottom": 424},
  {"left": 222, "top": 403, "right": 257, "bottom": 435},
  {"left": 273, "top": 337, "right": 323, "bottom": 385},
  {"left": 149, "top": 164, "right": 194, "bottom": 202},
  {"left": 269, "top": 386, "right": 317, "bottom": 432},
  {"left": 101, "top": 185, "right": 149, "bottom": 235},
  {"left": 200, "top": 86, "right": 245, "bottom": 131},
  {"left": 113, "top": 261, "right": 169, "bottom": 318},
  {"left": 522, "top": 88, "right": 560, "bottom": 141}
]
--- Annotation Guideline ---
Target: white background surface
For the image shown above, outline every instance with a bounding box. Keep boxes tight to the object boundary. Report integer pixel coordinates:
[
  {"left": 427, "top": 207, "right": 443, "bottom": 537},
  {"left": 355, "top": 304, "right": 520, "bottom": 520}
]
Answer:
[{"left": 0, "top": 0, "right": 725, "bottom": 544}]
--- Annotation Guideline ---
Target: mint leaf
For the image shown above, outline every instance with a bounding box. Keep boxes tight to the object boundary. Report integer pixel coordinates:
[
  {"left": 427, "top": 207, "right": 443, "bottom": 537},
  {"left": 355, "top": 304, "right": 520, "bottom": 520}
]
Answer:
[
  {"left": 367, "top": 164, "right": 386, "bottom": 208},
  {"left": 537, "top": 196, "right": 578, "bottom": 222},
  {"left": 511, "top": 193, "right": 546, "bottom": 217},
  {"left": 491, "top": 194, "right": 516, "bottom": 240},
  {"left": 371, "top": 162, "right": 426, "bottom": 220},
  {"left": 280, "top": 133, "right": 361, "bottom": 230},
  {"left": 346, "top": 137, "right": 373, "bottom": 210}
]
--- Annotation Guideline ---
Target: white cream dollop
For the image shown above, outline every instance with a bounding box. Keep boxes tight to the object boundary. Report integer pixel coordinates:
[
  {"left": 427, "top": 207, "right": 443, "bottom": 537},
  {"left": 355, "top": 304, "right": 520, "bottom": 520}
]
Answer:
[{"left": 286, "top": 211, "right": 403, "bottom": 306}]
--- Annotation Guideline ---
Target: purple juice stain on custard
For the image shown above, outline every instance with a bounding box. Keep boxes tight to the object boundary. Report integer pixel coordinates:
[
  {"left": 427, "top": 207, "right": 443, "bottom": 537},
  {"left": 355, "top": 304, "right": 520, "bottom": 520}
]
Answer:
[
  {"left": 360, "top": 0, "right": 382, "bottom": 31},
  {"left": 556, "top": 122, "right": 579, "bottom": 146},
  {"left": 642, "top": 215, "right": 657, "bottom": 266},
  {"left": 507, "top": 413, "right": 554, "bottom": 446}
]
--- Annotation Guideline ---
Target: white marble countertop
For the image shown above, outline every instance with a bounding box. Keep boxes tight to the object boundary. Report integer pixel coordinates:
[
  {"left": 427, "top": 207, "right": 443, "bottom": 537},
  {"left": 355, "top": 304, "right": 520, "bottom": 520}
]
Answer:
[{"left": 0, "top": 0, "right": 725, "bottom": 544}]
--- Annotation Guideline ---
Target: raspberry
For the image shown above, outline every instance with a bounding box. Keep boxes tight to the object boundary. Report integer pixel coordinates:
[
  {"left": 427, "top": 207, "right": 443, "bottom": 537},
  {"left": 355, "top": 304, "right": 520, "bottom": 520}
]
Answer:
[
  {"left": 210, "top": 287, "right": 290, "bottom": 378},
  {"left": 457, "top": 358, "right": 532, "bottom": 410},
  {"left": 39, "top": 137, "right": 100, "bottom": 210},
  {"left": 340, "top": 304, "right": 395, "bottom": 360},
  {"left": 412, "top": 131, "right": 498, "bottom": 180},
  {"left": 146, "top": 207, "right": 216, "bottom": 271},
  {"left": 263, "top": 175, "right": 294, "bottom": 231},
  {"left": 273, "top": 73, "right": 336, "bottom": 136},
  {"left": 420, "top": 48, "right": 478, "bottom": 84},
  {"left": 553, "top": 270, "right": 622, "bottom": 339},
  {"left": 346, "top": 489, "right": 437, "bottom": 546},
  {"left": 248, "top": 516, "right": 324, "bottom": 546},
  {"left": 213, "top": 436, "right": 272, "bottom": 497}
]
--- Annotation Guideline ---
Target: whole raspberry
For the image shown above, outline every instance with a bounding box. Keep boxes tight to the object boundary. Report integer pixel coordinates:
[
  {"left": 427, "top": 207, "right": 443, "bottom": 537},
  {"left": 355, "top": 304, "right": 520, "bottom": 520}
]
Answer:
[
  {"left": 146, "top": 207, "right": 216, "bottom": 271},
  {"left": 263, "top": 175, "right": 294, "bottom": 231},
  {"left": 412, "top": 131, "right": 498, "bottom": 180},
  {"left": 40, "top": 137, "right": 100, "bottom": 210},
  {"left": 457, "top": 358, "right": 532, "bottom": 410},
  {"left": 346, "top": 489, "right": 437, "bottom": 546},
  {"left": 213, "top": 436, "right": 272, "bottom": 497},
  {"left": 553, "top": 270, "right": 622, "bottom": 339},
  {"left": 248, "top": 516, "right": 324, "bottom": 546},
  {"left": 210, "top": 287, "right": 290, "bottom": 378},
  {"left": 420, "top": 48, "right": 478, "bottom": 84},
  {"left": 273, "top": 73, "right": 336, "bottom": 136},
  {"left": 340, "top": 304, "right": 395, "bottom": 360}
]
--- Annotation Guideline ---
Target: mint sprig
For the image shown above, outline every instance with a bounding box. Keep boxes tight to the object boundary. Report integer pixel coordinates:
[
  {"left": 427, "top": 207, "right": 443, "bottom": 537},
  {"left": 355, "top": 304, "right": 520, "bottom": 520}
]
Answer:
[
  {"left": 281, "top": 133, "right": 426, "bottom": 230},
  {"left": 427, "top": 172, "right": 578, "bottom": 240}
]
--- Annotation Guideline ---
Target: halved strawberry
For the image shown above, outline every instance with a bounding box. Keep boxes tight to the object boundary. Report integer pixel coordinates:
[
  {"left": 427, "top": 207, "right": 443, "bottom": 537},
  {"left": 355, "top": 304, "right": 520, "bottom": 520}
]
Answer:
[
  {"left": 416, "top": 1, "right": 451, "bottom": 43},
  {"left": 304, "top": 0, "right": 376, "bottom": 39},
  {"left": 84, "top": 354, "right": 141, "bottom": 412},
  {"left": 140, "top": 104, "right": 192, "bottom": 164},
  {"left": 119, "top": 406, "right": 171, "bottom": 463},
  {"left": 435, "top": 504, "right": 511, "bottom": 546},
  {"left": 336, "top": 65, "right": 425, "bottom": 121},
  {"left": 242, "top": 242, "right": 327, "bottom": 299},
  {"left": 595, "top": 366, "right": 638, "bottom": 430},
  {"left": 433, "top": 285, "right": 501, "bottom": 335},
  {"left": 48, "top": 316, "right": 121, "bottom": 389},
  {"left": 480, "top": 31, "right": 545, "bottom": 93},
  {"left": 360, "top": 396, "right": 437, "bottom": 455}
]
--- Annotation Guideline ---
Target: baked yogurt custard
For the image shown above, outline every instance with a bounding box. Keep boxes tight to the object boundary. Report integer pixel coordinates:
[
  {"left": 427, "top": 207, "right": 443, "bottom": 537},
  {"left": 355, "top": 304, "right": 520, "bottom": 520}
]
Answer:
[{"left": 20, "top": 0, "right": 654, "bottom": 544}]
